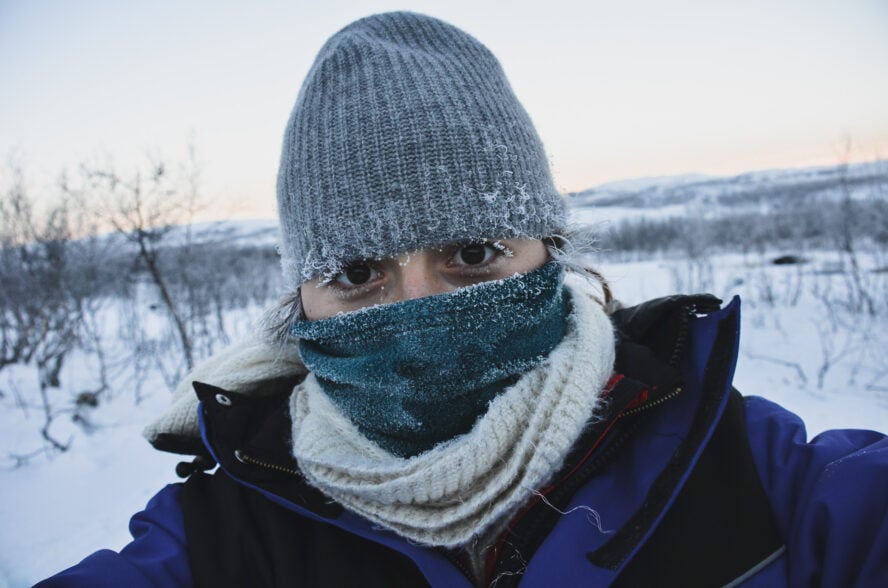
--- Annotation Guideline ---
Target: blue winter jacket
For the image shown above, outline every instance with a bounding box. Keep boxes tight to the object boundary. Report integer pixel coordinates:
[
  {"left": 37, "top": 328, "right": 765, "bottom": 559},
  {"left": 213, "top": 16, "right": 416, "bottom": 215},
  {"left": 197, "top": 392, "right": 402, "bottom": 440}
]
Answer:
[{"left": 37, "top": 297, "right": 888, "bottom": 587}]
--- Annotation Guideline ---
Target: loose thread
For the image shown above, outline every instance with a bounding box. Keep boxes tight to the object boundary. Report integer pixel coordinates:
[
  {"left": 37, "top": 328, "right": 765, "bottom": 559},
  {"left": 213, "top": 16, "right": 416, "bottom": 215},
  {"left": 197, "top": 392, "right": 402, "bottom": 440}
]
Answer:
[{"left": 529, "top": 489, "right": 613, "bottom": 535}]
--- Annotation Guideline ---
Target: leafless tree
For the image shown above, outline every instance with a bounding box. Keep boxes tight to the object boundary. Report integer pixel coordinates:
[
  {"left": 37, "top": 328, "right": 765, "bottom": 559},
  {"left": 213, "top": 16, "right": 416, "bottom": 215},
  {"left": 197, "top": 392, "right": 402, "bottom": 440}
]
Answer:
[{"left": 66, "top": 152, "right": 205, "bottom": 372}]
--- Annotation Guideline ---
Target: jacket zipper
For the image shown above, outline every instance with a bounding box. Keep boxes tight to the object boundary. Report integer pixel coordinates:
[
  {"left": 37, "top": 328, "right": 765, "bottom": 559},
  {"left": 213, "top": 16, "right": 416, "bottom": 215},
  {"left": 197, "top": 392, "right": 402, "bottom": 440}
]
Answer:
[
  {"left": 440, "top": 549, "right": 482, "bottom": 588},
  {"left": 669, "top": 310, "right": 691, "bottom": 367},
  {"left": 617, "top": 385, "right": 683, "bottom": 419},
  {"left": 483, "top": 418, "right": 639, "bottom": 587},
  {"left": 234, "top": 449, "right": 302, "bottom": 478},
  {"left": 485, "top": 381, "right": 683, "bottom": 586}
]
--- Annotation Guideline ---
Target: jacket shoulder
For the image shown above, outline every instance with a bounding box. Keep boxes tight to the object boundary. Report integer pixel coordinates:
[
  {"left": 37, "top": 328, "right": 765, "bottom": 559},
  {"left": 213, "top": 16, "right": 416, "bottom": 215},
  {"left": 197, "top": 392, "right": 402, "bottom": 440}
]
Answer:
[
  {"left": 743, "top": 395, "right": 888, "bottom": 586},
  {"left": 35, "top": 484, "right": 191, "bottom": 587}
]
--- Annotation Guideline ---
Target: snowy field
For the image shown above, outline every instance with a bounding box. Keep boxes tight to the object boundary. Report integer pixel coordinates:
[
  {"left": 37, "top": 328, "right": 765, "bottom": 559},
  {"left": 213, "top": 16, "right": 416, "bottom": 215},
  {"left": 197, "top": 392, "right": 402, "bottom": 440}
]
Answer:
[{"left": 1, "top": 248, "right": 887, "bottom": 585}]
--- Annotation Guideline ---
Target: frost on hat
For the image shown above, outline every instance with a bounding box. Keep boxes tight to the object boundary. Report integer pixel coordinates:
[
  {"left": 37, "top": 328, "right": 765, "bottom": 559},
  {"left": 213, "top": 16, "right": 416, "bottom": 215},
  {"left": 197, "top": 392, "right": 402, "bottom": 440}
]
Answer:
[{"left": 276, "top": 11, "right": 566, "bottom": 285}]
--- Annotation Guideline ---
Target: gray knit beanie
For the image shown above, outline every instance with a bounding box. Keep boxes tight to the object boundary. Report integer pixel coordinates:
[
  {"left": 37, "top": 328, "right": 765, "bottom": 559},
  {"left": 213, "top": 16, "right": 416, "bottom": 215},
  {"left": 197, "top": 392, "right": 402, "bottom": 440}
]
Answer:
[{"left": 277, "top": 11, "right": 566, "bottom": 285}]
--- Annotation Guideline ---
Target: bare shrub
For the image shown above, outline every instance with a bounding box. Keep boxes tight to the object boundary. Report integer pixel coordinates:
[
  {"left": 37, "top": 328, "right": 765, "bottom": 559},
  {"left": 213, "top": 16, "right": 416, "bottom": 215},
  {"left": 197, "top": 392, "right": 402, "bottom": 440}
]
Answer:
[{"left": 0, "top": 166, "right": 108, "bottom": 453}]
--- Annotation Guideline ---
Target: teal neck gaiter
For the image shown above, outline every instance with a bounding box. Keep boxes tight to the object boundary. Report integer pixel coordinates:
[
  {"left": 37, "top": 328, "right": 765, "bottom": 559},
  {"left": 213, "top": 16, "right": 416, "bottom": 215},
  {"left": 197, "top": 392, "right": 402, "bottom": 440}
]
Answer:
[{"left": 290, "top": 262, "right": 570, "bottom": 458}]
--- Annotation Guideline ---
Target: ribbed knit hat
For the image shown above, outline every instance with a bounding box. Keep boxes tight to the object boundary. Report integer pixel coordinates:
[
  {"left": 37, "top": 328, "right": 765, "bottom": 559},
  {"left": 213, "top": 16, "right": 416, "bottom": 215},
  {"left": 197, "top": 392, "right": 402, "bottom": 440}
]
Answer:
[{"left": 277, "top": 11, "right": 566, "bottom": 285}]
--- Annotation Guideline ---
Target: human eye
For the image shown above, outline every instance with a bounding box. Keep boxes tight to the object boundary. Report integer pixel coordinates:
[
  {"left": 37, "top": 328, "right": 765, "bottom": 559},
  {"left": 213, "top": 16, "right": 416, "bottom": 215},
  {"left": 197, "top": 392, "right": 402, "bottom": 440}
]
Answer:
[
  {"left": 447, "top": 241, "right": 512, "bottom": 269},
  {"left": 328, "top": 262, "right": 381, "bottom": 289}
]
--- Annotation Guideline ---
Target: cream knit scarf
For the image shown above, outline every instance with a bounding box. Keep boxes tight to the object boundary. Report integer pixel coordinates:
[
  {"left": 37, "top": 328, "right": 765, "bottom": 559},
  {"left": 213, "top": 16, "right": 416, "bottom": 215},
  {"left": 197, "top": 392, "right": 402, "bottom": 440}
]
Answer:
[{"left": 289, "top": 278, "right": 615, "bottom": 547}]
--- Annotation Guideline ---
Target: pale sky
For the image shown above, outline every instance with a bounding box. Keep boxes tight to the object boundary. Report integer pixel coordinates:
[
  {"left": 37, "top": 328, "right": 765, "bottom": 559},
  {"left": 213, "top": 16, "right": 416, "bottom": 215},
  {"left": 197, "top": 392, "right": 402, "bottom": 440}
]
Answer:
[{"left": 2, "top": 0, "right": 887, "bottom": 219}]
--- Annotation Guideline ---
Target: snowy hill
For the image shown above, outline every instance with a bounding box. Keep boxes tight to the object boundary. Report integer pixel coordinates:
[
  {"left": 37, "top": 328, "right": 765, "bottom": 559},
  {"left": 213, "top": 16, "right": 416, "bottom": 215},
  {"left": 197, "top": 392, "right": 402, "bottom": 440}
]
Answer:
[{"left": 569, "top": 160, "right": 888, "bottom": 224}]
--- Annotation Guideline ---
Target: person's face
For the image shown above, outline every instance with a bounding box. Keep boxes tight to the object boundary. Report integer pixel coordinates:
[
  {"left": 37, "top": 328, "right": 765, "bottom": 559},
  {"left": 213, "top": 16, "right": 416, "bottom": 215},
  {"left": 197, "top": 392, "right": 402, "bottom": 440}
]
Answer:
[{"left": 300, "top": 238, "right": 549, "bottom": 320}]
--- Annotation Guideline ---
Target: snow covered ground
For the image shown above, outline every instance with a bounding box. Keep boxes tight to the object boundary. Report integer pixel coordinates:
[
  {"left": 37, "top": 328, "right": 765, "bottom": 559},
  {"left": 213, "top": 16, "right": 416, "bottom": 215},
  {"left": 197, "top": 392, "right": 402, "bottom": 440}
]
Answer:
[
  {"left": 1, "top": 247, "right": 886, "bottom": 586},
  {"left": 599, "top": 252, "right": 887, "bottom": 435}
]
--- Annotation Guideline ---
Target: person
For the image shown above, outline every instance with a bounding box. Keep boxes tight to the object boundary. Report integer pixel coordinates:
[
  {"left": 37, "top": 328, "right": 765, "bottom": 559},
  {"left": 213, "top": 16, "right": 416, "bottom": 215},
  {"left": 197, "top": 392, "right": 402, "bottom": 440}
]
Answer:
[{"left": 38, "top": 11, "right": 886, "bottom": 587}]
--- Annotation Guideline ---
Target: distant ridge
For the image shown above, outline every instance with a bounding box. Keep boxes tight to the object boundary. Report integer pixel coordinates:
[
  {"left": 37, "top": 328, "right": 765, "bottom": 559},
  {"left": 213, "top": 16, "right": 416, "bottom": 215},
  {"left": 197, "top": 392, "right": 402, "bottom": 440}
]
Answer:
[
  {"left": 568, "top": 160, "right": 888, "bottom": 222},
  {"left": 571, "top": 160, "right": 886, "bottom": 199}
]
